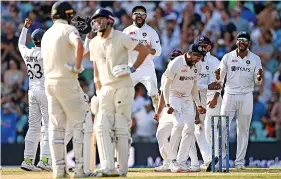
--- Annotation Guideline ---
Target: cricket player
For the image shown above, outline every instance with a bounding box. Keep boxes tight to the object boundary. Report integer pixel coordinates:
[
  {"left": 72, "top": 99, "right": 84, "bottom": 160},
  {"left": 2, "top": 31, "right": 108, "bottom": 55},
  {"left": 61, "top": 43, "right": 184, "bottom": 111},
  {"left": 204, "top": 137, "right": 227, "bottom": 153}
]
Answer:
[
  {"left": 18, "top": 19, "right": 51, "bottom": 172},
  {"left": 154, "top": 49, "right": 183, "bottom": 172},
  {"left": 123, "top": 5, "right": 162, "bottom": 111},
  {"left": 41, "top": 1, "right": 88, "bottom": 178},
  {"left": 88, "top": 8, "right": 149, "bottom": 177},
  {"left": 214, "top": 31, "right": 263, "bottom": 169},
  {"left": 162, "top": 43, "right": 206, "bottom": 173},
  {"left": 188, "top": 36, "right": 221, "bottom": 172}
]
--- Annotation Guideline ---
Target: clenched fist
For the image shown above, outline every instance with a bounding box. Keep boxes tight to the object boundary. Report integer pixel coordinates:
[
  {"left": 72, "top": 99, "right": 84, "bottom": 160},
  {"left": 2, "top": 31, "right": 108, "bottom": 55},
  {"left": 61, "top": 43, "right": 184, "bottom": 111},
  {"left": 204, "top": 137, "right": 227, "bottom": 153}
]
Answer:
[
  {"left": 197, "top": 106, "right": 206, "bottom": 114},
  {"left": 257, "top": 68, "right": 263, "bottom": 81},
  {"left": 24, "top": 18, "right": 32, "bottom": 28},
  {"left": 167, "top": 105, "right": 174, "bottom": 114},
  {"left": 214, "top": 68, "right": 221, "bottom": 81}
]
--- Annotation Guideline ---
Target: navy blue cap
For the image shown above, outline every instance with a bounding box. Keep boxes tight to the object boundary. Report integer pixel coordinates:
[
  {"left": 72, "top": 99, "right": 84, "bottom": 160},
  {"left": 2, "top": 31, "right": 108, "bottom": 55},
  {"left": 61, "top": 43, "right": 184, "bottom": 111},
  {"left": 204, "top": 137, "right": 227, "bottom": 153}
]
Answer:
[
  {"left": 194, "top": 36, "right": 212, "bottom": 45},
  {"left": 189, "top": 43, "right": 206, "bottom": 56}
]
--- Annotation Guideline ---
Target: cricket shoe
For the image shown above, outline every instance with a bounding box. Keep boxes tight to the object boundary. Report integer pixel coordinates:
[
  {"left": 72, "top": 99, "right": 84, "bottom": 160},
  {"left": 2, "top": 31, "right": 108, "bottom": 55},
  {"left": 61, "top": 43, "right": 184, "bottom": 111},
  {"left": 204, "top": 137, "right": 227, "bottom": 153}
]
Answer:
[
  {"left": 21, "top": 161, "right": 42, "bottom": 172},
  {"left": 37, "top": 160, "right": 52, "bottom": 171},
  {"left": 235, "top": 164, "right": 246, "bottom": 170},
  {"left": 190, "top": 165, "right": 200, "bottom": 172},
  {"left": 170, "top": 161, "right": 189, "bottom": 173},
  {"left": 91, "top": 168, "right": 120, "bottom": 177},
  {"left": 204, "top": 157, "right": 218, "bottom": 172},
  {"left": 154, "top": 163, "right": 170, "bottom": 172}
]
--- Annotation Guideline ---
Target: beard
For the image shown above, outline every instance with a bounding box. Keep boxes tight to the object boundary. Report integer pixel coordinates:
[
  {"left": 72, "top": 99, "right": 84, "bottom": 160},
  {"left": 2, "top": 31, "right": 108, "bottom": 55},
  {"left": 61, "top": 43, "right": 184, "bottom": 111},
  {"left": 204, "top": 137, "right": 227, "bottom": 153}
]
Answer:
[{"left": 134, "top": 18, "right": 145, "bottom": 28}]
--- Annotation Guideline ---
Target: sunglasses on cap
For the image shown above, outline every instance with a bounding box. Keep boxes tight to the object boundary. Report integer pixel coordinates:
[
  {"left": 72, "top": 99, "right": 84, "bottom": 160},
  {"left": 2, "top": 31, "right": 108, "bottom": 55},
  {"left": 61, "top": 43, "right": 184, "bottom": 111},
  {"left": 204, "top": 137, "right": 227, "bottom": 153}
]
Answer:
[
  {"left": 133, "top": 12, "right": 146, "bottom": 16},
  {"left": 237, "top": 38, "right": 249, "bottom": 42}
]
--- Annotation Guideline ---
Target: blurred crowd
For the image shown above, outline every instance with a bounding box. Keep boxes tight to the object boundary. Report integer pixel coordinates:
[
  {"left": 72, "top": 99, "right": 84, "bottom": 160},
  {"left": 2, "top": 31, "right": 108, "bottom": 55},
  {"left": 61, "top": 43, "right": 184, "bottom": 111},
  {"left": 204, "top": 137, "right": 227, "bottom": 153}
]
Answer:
[{"left": 1, "top": 1, "right": 281, "bottom": 144}]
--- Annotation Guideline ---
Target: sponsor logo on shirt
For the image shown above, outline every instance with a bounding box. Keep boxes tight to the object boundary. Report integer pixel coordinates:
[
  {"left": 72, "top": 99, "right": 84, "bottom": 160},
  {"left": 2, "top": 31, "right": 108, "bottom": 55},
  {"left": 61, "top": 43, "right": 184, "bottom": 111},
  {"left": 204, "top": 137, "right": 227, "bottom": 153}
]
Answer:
[
  {"left": 130, "top": 32, "right": 135, "bottom": 35},
  {"left": 156, "top": 40, "right": 159, "bottom": 43},
  {"left": 179, "top": 76, "right": 194, "bottom": 81},
  {"left": 231, "top": 66, "right": 250, "bottom": 72},
  {"left": 232, "top": 59, "right": 239, "bottom": 62},
  {"left": 181, "top": 69, "right": 187, "bottom": 72},
  {"left": 131, "top": 38, "right": 148, "bottom": 44}
]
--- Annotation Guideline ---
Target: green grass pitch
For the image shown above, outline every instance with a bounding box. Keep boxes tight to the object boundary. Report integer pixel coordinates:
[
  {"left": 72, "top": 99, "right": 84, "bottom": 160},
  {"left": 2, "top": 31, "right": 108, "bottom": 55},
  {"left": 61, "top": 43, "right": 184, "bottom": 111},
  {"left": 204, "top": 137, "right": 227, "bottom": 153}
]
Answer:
[{"left": 1, "top": 168, "right": 281, "bottom": 179}]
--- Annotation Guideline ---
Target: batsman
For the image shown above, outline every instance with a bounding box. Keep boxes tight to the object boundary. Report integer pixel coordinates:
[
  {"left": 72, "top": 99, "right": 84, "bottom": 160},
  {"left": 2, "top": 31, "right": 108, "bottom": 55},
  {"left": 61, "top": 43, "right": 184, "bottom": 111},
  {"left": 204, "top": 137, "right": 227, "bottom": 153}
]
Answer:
[{"left": 88, "top": 8, "right": 149, "bottom": 176}]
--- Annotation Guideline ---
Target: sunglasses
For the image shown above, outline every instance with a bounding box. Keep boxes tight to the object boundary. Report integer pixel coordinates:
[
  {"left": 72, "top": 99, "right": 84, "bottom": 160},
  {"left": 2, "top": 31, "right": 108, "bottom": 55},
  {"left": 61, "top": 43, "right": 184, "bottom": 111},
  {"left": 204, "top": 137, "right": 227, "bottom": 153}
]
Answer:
[
  {"left": 133, "top": 12, "right": 146, "bottom": 16},
  {"left": 237, "top": 38, "right": 249, "bottom": 42}
]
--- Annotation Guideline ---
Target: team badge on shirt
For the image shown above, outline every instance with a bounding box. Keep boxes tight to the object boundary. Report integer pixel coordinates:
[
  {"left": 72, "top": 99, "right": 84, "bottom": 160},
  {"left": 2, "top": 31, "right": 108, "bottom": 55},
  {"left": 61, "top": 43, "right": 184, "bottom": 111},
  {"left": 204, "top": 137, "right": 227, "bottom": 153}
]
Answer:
[
  {"left": 142, "top": 32, "right": 147, "bottom": 37},
  {"left": 194, "top": 69, "right": 197, "bottom": 73},
  {"left": 206, "top": 66, "right": 209, "bottom": 70},
  {"left": 246, "top": 60, "right": 250, "bottom": 65}
]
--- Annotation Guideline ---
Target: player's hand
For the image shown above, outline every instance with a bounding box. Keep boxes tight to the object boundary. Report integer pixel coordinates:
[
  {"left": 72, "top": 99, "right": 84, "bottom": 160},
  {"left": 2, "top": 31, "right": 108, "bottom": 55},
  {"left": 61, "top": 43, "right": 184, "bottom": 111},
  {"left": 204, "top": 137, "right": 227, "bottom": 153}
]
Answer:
[
  {"left": 207, "top": 98, "right": 217, "bottom": 108},
  {"left": 64, "top": 63, "right": 84, "bottom": 74},
  {"left": 112, "top": 64, "right": 135, "bottom": 78},
  {"left": 208, "top": 81, "right": 221, "bottom": 90},
  {"left": 257, "top": 68, "right": 263, "bottom": 81},
  {"left": 24, "top": 18, "right": 32, "bottom": 28},
  {"left": 197, "top": 106, "right": 206, "bottom": 114},
  {"left": 214, "top": 68, "right": 221, "bottom": 81},
  {"left": 166, "top": 105, "right": 174, "bottom": 114},
  {"left": 195, "top": 116, "right": 201, "bottom": 124},
  {"left": 154, "top": 113, "right": 160, "bottom": 121},
  {"left": 145, "top": 42, "right": 154, "bottom": 54}
]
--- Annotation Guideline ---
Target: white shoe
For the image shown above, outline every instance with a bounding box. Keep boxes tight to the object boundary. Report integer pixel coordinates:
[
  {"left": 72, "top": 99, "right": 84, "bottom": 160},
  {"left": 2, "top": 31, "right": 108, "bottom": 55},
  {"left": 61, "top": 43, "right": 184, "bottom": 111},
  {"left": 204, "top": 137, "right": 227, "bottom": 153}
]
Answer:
[
  {"left": 190, "top": 165, "right": 200, "bottom": 172},
  {"left": 154, "top": 163, "right": 170, "bottom": 172},
  {"left": 170, "top": 161, "right": 189, "bottom": 173},
  {"left": 205, "top": 157, "right": 218, "bottom": 172},
  {"left": 21, "top": 161, "right": 42, "bottom": 172},
  {"left": 92, "top": 168, "right": 120, "bottom": 177},
  {"left": 37, "top": 160, "right": 52, "bottom": 171},
  {"left": 235, "top": 164, "right": 246, "bottom": 170}
]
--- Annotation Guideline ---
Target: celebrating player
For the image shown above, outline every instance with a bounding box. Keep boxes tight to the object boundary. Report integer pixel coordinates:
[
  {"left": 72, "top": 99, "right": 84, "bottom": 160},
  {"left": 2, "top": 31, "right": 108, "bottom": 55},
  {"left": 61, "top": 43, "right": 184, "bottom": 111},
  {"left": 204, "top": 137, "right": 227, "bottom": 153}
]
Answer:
[
  {"left": 88, "top": 8, "right": 149, "bottom": 177},
  {"left": 162, "top": 43, "right": 206, "bottom": 172},
  {"left": 214, "top": 31, "right": 263, "bottom": 169},
  {"left": 154, "top": 49, "right": 183, "bottom": 172},
  {"left": 41, "top": 1, "right": 88, "bottom": 178},
  {"left": 18, "top": 19, "right": 51, "bottom": 172},
  {"left": 188, "top": 36, "right": 221, "bottom": 172},
  {"left": 123, "top": 5, "right": 162, "bottom": 111}
]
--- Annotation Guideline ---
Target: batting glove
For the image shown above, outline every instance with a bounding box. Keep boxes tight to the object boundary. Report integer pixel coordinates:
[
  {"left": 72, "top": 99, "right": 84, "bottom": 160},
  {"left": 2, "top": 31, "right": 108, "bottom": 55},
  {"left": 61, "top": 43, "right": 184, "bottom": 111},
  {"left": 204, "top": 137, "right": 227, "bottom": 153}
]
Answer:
[
  {"left": 64, "top": 63, "right": 85, "bottom": 74},
  {"left": 112, "top": 64, "right": 136, "bottom": 78}
]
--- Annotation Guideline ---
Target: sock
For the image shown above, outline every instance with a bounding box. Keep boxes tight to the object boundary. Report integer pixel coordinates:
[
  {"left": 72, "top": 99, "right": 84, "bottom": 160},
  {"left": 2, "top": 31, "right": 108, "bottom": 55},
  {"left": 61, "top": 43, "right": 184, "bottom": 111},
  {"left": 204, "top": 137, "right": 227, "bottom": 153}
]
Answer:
[
  {"left": 24, "top": 158, "right": 32, "bottom": 164},
  {"left": 41, "top": 157, "right": 48, "bottom": 164}
]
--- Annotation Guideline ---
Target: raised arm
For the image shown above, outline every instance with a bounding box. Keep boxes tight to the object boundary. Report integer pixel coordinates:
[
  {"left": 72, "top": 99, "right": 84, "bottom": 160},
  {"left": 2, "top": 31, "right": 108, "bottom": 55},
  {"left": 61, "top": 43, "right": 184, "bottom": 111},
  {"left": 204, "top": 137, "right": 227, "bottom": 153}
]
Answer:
[{"left": 18, "top": 18, "right": 31, "bottom": 59}]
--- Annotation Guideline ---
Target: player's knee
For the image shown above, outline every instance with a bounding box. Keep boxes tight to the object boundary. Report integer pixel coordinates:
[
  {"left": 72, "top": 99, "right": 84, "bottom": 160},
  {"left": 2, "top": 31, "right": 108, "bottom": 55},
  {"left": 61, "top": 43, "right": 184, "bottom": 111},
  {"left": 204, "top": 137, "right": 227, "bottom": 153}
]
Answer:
[
  {"left": 50, "top": 129, "right": 65, "bottom": 145},
  {"left": 182, "top": 124, "right": 195, "bottom": 134},
  {"left": 115, "top": 114, "right": 130, "bottom": 135}
]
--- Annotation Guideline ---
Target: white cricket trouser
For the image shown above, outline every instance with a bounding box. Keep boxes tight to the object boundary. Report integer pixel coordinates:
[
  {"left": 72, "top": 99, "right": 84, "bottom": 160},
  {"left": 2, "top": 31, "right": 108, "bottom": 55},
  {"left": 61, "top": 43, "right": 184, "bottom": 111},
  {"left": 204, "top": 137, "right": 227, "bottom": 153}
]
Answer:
[
  {"left": 130, "top": 64, "right": 158, "bottom": 97},
  {"left": 24, "top": 90, "right": 50, "bottom": 162},
  {"left": 189, "top": 89, "right": 210, "bottom": 165},
  {"left": 167, "top": 96, "right": 195, "bottom": 164},
  {"left": 94, "top": 86, "right": 134, "bottom": 175},
  {"left": 156, "top": 108, "right": 174, "bottom": 164},
  {"left": 46, "top": 79, "right": 86, "bottom": 177},
  {"left": 204, "top": 94, "right": 222, "bottom": 157},
  {"left": 220, "top": 92, "right": 253, "bottom": 166}
]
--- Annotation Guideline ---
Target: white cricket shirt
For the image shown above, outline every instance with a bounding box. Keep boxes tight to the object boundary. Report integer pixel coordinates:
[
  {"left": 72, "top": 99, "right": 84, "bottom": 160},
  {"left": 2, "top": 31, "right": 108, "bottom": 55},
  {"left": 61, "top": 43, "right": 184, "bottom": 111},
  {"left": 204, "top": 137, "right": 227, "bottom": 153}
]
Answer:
[
  {"left": 123, "top": 24, "right": 161, "bottom": 66},
  {"left": 41, "top": 20, "right": 81, "bottom": 82},
  {"left": 205, "top": 52, "right": 221, "bottom": 96},
  {"left": 163, "top": 55, "right": 202, "bottom": 101},
  {"left": 89, "top": 28, "right": 139, "bottom": 88},
  {"left": 219, "top": 50, "right": 262, "bottom": 94},
  {"left": 18, "top": 27, "right": 45, "bottom": 91}
]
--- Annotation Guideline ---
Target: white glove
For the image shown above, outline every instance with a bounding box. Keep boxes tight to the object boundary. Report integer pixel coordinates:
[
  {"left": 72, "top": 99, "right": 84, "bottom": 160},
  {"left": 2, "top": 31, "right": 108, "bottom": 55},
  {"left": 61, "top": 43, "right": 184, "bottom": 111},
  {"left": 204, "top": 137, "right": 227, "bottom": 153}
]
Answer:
[
  {"left": 64, "top": 63, "right": 85, "bottom": 73},
  {"left": 112, "top": 64, "right": 135, "bottom": 78},
  {"left": 90, "top": 95, "right": 99, "bottom": 115}
]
